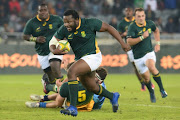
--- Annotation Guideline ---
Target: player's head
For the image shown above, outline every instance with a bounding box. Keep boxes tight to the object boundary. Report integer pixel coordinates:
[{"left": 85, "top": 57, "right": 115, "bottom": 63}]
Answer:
[
  {"left": 135, "top": 8, "right": 146, "bottom": 25},
  {"left": 95, "top": 67, "right": 108, "bottom": 84},
  {"left": 63, "top": 9, "right": 79, "bottom": 32},
  {"left": 37, "top": 3, "right": 49, "bottom": 20},
  {"left": 125, "top": 7, "right": 133, "bottom": 18}
]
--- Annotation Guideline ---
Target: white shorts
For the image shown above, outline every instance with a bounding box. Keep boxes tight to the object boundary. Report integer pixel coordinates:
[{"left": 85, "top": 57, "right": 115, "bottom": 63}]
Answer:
[
  {"left": 127, "top": 50, "right": 134, "bottom": 62},
  {"left": 81, "top": 52, "right": 102, "bottom": 71},
  {"left": 134, "top": 51, "right": 156, "bottom": 74},
  {"left": 38, "top": 52, "right": 63, "bottom": 69}
]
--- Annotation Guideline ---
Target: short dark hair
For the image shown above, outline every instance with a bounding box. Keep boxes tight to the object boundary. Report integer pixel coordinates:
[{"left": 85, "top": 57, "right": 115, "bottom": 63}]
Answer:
[
  {"left": 64, "top": 9, "right": 79, "bottom": 19},
  {"left": 38, "top": 3, "right": 48, "bottom": 8},
  {"left": 96, "top": 67, "right": 108, "bottom": 81},
  {"left": 135, "top": 8, "right": 144, "bottom": 15}
]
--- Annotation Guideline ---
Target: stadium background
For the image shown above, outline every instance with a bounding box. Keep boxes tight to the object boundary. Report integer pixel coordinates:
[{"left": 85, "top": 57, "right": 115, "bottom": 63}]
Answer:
[{"left": 0, "top": 0, "right": 180, "bottom": 74}]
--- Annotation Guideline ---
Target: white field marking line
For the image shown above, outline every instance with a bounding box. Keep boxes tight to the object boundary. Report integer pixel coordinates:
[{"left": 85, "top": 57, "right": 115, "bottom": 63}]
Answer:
[{"left": 121, "top": 103, "right": 180, "bottom": 109}]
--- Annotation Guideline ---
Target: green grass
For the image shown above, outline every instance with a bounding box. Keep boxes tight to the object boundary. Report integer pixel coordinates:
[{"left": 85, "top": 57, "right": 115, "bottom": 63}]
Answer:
[{"left": 0, "top": 74, "right": 180, "bottom": 120}]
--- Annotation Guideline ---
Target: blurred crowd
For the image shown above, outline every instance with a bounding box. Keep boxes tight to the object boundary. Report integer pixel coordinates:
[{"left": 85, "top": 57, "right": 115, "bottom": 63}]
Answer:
[{"left": 0, "top": 0, "right": 180, "bottom": 33}]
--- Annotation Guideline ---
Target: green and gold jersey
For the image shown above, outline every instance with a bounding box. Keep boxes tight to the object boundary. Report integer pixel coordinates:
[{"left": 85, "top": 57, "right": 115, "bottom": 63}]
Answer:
[
  {"left": 117, "top": 17, "right": 135, "bottom": 42},
  {"left": 23, "top": 15, "right": 63, "bottom": 55},
  {"left": 127, "top": 20, "right": 156, "bottom": 59},
  {"left": 60, "top": 81, "right": 94, "bottom": 106},
  {"left": 54, "top": 18, "right": 102, "bottom": 60}
]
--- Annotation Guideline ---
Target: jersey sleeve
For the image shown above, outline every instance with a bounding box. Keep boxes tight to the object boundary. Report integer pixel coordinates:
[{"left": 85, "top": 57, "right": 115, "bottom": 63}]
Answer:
[
  {"left": 59, "top": 82, "right": 69, "bottom": 98},
  {"left": 117, "top": 21, "right": 123, "bottom": 33},
  {"left": 54, "top": 25, "right": 66, "bottom": 40},
  {"left": 149, "top": 20, "right": 157, "bottom": 32},
  {"left": 23, "top": 19, "right": 33, "bottom": 35},
  {"left": 127, "top": 24, "right": 135, "bottom": 38},
  {"left": 88, "top": 18, "right": 102, "bottom": 32}
]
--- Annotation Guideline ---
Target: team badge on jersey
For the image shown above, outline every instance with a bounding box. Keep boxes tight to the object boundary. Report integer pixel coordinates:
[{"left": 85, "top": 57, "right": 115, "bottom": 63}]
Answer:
[
  {"left": 49, "top": 24, "right": 53, "bottom": 29},
  {"left": 36, "top": 27, "right": 41, "bottom": 32},
  {"left": 81, "top": 31, "right": 86, "bottom": 37},
  {"left": 143, "top": 28, "right": 146, "bottom": 32}
]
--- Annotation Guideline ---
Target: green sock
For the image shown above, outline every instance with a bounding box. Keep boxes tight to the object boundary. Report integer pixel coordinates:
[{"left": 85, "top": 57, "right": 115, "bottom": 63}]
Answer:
[
  {"left": 68, "top": 80, "right": 79, "bottom": 107},
  {"left": 145, "top": 81, "right": 154, "bottom": 93},
  {"left": 98, "top": 85, "right": 113, "bottom": 100},
  {"left": 46, "top": 84, "right": 57, "bottom": 92},
  {"left": 153, "top": 73, "right": 164, "bottom": 91}
]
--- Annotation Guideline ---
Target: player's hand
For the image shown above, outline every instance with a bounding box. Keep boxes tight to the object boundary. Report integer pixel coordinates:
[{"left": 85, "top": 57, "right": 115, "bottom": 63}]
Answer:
[
  {"left": 154, "top": 44, "right": 160, "bottom": 52},
  {"left": 36, "top": 36, "right": 46, "bottom": 43},
  {"left": 123, "top": 31, "right": 127, "bottom": 36},
  {"left": 53, "top": 48, "right": 68, "bottom": 55},
  {"left": 62, "top": 59, "right": 70, "bottom": 71},
  {"left": 122, "top": 43, "right": 131, "bottom": 52},
  {"left": 142, "top": 30, "right": 149, "bottom": 39},
  {"left": 56, "top": 79, "right": 63, "bottom": 87}
]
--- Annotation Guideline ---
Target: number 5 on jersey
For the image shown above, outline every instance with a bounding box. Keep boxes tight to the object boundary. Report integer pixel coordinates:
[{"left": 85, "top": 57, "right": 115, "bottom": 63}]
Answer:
[{"left": 78, "top": 90, "right": 86, "bottom": 102}]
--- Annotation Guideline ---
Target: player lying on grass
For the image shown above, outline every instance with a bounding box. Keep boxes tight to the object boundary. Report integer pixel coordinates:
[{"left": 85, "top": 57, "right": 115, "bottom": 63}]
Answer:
[{"left": 25, "top": 66, "right": 108, "bottom": 111}]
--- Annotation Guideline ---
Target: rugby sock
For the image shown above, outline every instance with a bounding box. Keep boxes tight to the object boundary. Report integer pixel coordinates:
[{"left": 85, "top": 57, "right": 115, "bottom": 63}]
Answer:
[
  {"left": 39, "top": 102, "right": 47, "bottom": 108},
  {"left": 43, "top": 95, "right": 50, "bottom": 101},
  {"left": 68, "top": 80, "right": 79, "bottom": 107},
  {"left": 46, "top": 84, "right": 57, "bottom": 92},
  {"left": 145, "top": 81, "right": 154, "bottom": 93},
  {"left": 153, "top": 73, "right": 164, "bottom": 91},
  {"left": 98, "top": 85, "right": 113, "bottom": 100}
]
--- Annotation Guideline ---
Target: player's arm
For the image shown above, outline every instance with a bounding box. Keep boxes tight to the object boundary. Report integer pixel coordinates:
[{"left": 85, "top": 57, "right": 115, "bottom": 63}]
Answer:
[
  {"left": 153, "top": 27, "right": 160, "bottom": 52},
  {"left": 23, "top": 20, "right": 46, "bottom": 43},
  {"left": 119, "top": 31, "right": 127, "bottom": 38},
  {"left": 127, "top": 24, "right": 149, "bottom": 46},
  {"left": 23, "top": 34, "right": 46, "bottom": 43},
  {"left": 49, "top": 36, "right": 68, "bottom": 55},
  {"left": 99, "top": 22, "right": 130, "bottom": 52}
]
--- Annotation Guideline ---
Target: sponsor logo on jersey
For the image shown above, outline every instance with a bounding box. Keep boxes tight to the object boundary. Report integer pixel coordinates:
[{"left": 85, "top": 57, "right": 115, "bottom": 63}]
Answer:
[{"left": 68, "top": 34, "right": 73, "bottom": 39}]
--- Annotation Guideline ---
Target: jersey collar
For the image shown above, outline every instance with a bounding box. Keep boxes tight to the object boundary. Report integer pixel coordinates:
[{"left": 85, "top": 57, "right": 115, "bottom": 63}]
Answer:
[
  {"left": 124, "top": 16, "right": 135, "bottom": 22},
  {"left": 135, "top": 21, "right": 146, "bottom": 27},
  {"left": 76, "top": 18, "right": 81, "bottom": 30},
  {"left": 36, "top": 15, "right": 50, "bottom": 21}
]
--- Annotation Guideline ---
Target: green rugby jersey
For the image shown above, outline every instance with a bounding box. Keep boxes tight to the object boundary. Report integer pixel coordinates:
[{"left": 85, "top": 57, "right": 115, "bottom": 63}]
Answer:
[
  {"left": 23, "top": 15, "right": 63, "bottom": 55},
  {"left": 60, "top": 81, "right": 94, "bottom": 106},
  {"left": 117, "top": 17, "right": 135, "bottom": 42},
  {"left": 127, "top": 20, "right": 156, "bottom": 59},
  {"left": 54, "top": 18, "right": 102, "bottom": 60}
]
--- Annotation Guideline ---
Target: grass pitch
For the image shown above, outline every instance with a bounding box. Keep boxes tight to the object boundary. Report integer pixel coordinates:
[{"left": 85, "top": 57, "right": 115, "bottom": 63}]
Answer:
[{"left": 0, "top": 74, "right": 180, "bottom": 120}]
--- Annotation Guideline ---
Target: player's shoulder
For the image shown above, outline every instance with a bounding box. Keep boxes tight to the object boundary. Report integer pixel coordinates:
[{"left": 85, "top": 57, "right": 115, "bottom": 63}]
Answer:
[
  {"left": 128, "top": 21, "right": 136, "bottom": 27},
  {"left": 50, "top": 15, "right": 63, "bottom": 21},
  {"left": 146, "top": 20, "right": 155, "bottom": 24},
  {"left": 25, "top": 16, "right": 36, "bottom": 24},
  {"left": 61, "top": 82, "right": 68, "bottom": 89},
  {"left": 85, "top": 18, "right": 101, "bottom": 24}
]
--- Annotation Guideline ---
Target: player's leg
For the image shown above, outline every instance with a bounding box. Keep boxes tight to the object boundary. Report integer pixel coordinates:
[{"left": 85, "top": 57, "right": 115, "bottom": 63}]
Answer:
[
  {"left": 61, "top": 53, "right": 102, "bottom": 116},
  {"left": 134, "top": 57, "right": 156, "bottom": 103},
  {"left": 127, "top": 50, "right": 145, "bottom": 90},
  {"left": 46, "top": 94, "right": 65, "bottom": 108},
  {"left": 146, "top": 53, "right": 167, "bottom": 98},
  {"left": 49, "top": 53, "right": 64, "bottom": 84},
  {"left": 79, "top": 72, "right": 119, "bottom": 112},
  {"left": 30, "top": 93, "right": 58, "bottom": 102},
  {"left": 41, "top": 73, "right": 58, "bottom": 93}
]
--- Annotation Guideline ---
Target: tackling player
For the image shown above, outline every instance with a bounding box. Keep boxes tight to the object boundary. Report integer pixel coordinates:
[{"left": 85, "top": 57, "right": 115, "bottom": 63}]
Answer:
[{"left": 25, "top": 67, "right": 108, "bottom": 112}]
